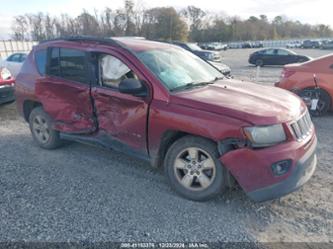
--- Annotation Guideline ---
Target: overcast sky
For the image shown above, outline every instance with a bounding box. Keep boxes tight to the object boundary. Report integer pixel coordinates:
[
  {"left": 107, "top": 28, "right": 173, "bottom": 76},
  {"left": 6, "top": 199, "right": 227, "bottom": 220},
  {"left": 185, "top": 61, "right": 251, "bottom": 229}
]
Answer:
[{"left": 1, "top": 0, "right": 332, "bottom": 39}]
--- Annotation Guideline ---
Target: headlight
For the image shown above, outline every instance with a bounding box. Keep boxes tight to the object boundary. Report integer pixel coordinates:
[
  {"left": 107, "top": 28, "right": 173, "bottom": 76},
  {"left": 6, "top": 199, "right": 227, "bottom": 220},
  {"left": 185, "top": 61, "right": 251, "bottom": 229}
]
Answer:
[
  {"left": 0, "top": 67, "right": 12, "bottom": 80},
  {"left": 244, "top": 124, "right": 286, "bottom": 148}
]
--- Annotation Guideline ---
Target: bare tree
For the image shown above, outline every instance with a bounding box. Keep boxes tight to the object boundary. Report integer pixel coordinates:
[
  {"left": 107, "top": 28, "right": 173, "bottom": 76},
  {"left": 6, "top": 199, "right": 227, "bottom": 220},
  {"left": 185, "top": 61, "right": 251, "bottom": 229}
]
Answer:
[
  {"left": 10, "top": 1, "right": 333, "bottom": 42},
  {"left": 181, "top": 6, "right": 205, "bottom": 41},
  {"left": 11, "top": 15, "right": 28, "bottom": 40}
]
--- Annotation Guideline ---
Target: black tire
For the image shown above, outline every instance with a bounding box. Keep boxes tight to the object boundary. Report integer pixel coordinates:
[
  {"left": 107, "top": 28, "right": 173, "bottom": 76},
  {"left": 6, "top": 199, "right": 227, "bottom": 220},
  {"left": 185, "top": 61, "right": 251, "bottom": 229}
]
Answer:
[
  {"left": 255, "top": 59, "right": 264, "bottom": 67},
  {"left": 164, "top": 136, "right": 226, "bottom": 201},
  {"left": 29, "top": 106, "right": 63, "bottom": 149},
  {"left": 300, "top": 88, "right": 331, "bottom": 116}
]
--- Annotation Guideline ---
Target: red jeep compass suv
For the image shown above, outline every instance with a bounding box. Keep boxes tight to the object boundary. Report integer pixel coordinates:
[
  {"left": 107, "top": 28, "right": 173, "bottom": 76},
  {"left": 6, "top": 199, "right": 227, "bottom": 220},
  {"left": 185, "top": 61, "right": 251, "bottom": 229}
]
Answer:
[{"left": 15, "top": 37, "right": 317, "bottom": 202}]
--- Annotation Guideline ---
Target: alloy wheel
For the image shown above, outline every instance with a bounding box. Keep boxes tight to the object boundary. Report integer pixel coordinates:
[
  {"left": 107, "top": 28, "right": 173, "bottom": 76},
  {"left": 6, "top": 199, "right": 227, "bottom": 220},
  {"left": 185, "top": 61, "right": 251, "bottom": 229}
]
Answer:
[
  {"left": 173, "top": 147, "right": 216, "bottom": 191},
  {"left": 32, "top": 115, "right": 50, "bottom": 144}
]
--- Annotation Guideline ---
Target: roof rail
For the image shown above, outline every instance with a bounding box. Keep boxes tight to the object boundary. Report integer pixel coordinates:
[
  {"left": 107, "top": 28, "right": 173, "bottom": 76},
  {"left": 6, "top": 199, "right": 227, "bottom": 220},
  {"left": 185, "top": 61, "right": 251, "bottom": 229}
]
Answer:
[
  {"left": 39, "top": 35, "right": 119, "bottom": 46},
  {"left": 38, "top": 35, "right": 137, "bottom": 57}
]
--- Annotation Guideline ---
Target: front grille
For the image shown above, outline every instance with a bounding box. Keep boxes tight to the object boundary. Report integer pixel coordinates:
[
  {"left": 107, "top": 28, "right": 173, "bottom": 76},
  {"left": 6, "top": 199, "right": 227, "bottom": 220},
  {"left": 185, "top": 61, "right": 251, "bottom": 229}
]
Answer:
[{"left": 290, "top": 111, "right": 313, "bottom": 141}]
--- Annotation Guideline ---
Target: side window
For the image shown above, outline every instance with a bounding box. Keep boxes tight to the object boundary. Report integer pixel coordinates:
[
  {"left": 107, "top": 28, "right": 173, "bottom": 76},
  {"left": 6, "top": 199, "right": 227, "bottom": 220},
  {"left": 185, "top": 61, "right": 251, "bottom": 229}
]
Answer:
[
  {"left": 48, "top": 47, "right": 87, "bottom": 83},
  {"left": 277, "top": 49, "right": 289, "bottom": 56},
  {"left": 20, "top": 54, "right": 27, "bottom": 62},
  {"left": 99, "top": 54, "right": 138, "bottom": 89},
  {"left": 330, "top": 64, "right": 333, "bottom": 70},
  {"left": 60, "top": 48, "right": 87, "bottom": 83},
  {"left": 35, "top": 49, "right": 47, "bottom": 75},
  {"left": 7, "top": 54, "right": 21, "bottom": 62},
  {"left": 264, "top": 49, "right": 275, "bottom": 55}
]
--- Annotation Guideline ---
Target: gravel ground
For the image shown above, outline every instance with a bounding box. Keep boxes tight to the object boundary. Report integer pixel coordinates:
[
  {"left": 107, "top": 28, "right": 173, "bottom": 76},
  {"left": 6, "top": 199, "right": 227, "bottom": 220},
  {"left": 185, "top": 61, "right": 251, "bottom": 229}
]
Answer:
[{"left": 0, "top": 48, "right": 332, "bottom": 243}]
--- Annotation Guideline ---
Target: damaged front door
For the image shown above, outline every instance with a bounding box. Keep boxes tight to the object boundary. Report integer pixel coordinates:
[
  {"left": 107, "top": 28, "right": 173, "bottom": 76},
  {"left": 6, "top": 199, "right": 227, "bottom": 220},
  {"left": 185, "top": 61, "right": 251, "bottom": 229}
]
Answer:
[
  {"left": 35, "top": 47, "right": 96, "bottom": 133},
  {"left": 90, "top": 52, "right": 150, "bottom": 158}
]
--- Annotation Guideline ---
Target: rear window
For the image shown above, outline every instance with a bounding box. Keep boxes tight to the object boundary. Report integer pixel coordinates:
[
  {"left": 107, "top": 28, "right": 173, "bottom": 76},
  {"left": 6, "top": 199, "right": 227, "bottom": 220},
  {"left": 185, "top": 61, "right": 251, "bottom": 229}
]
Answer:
[
  {"left": 48, "top": 47, "right": 88, "bottom": 83},
  {"left": 35, "top": 49, "right": 47, "bottom": 75}
]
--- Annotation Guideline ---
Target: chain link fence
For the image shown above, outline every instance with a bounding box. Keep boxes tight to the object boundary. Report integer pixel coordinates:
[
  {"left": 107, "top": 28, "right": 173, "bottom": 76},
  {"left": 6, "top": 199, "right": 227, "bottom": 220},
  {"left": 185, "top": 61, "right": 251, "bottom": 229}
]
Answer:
[{"left": 0, "top": 40, "right": 38, "bottom": 60}]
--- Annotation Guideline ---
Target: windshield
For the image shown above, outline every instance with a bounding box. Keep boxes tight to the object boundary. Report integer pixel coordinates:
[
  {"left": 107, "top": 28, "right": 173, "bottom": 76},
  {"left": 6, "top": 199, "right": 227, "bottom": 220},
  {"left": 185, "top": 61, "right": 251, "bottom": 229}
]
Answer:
[
  {"left": 187, "top": 43, "right": 202, "bottom": 51},
  {"left": 137, "top": 47, "right": 223, "bottom": 91}
]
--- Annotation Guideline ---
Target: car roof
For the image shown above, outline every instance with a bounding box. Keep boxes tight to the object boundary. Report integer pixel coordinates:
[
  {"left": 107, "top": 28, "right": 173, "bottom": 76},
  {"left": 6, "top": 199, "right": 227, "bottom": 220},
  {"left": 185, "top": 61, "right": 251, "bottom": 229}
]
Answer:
[
  {"left": 261, "top": 48, "right": 294, "bottom": 51},
  {"left": 115, "top": 38, "right": 178, "bottom": 52},
  {"left": 38, "top": 36, "right": 178, "bottom": 53}
]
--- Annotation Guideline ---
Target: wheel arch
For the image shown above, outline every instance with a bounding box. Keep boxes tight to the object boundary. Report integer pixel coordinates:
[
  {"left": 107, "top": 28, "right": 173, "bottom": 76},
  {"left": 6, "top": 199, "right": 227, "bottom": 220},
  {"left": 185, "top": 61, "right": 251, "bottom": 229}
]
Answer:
[
  {"left": 151, "top": 130, "right": 189, "bottom": 168},
  {"left": 23, "top": 100, "right": 43, "bottom": 122},
  {"left": 152, "top": 131, "right": 240, "bottom": 188}
]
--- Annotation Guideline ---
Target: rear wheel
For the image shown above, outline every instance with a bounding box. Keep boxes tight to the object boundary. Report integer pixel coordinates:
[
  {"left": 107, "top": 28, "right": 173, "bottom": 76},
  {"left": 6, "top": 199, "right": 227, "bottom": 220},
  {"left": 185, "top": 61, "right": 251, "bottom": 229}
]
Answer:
[
  {"left": 164, "top": 136, "right": 226, "bottom": 201},
  {"left": 300, "top": 88, "right": 331, "bottom": 116},
  {"left": 29, "top": 107, "right": 63, "bottom": 149}
]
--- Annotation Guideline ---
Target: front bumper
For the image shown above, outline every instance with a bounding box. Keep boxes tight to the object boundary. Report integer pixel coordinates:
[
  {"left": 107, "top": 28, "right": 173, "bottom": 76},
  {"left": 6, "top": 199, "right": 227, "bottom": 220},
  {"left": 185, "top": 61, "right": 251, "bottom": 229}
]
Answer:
[
  {"left": 221, "top": 132, "right": 317, "bottom": 202},
  {"left": 247, "top": 136, "right": 317, "bottom": 202},
  {"left": 0, "top": 85, "right": 15, "bottom": 104}
]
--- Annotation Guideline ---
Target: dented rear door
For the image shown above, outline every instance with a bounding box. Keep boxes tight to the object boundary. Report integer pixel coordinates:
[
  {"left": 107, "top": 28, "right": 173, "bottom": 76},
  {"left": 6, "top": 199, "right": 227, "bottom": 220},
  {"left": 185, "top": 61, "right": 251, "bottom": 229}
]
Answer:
[{"left": 35, "top": 47, "right": 96, "bottom": 133}]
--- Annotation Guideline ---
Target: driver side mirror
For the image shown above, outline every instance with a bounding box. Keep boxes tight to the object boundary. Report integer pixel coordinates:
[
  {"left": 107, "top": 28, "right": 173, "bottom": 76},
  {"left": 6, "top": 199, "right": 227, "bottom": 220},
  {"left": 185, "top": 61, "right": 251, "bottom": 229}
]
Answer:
[{"left": 119, "top": 78, "right": 148, "bottom": 97}]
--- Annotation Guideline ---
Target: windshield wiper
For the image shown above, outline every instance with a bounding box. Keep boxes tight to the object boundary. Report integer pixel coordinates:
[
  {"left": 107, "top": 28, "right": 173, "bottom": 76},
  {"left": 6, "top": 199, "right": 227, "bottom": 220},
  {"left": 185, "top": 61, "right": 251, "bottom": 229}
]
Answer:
[
  {"left": 170, "top": 81, "right": 214, "bottom": 92},
  {"left": 212, "top": 76, "right": 224, "bottom": 82}
]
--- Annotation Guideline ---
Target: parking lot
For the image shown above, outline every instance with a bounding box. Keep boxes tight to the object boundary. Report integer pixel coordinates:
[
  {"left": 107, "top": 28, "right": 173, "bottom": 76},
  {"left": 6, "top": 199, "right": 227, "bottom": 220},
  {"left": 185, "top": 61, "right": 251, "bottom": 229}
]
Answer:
[{"left": 0, "top": 48, "right": 332, "bottom": 242}]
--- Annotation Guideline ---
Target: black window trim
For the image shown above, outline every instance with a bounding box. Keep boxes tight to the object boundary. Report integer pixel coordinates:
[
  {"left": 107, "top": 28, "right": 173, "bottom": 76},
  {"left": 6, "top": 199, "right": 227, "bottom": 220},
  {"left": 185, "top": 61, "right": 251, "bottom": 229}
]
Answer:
[
  {"left": 34, "top": 49, "right": 47, "bottom": 76},
  {"left": 46, "top": 46, "right": 90, "bottom": 86}
]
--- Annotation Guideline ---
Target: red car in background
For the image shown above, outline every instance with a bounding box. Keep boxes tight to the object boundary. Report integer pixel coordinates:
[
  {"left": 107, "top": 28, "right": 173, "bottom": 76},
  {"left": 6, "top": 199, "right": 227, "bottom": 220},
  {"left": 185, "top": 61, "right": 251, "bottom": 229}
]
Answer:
[
  {"left": 0, "top": 67, "right": 15, "bottom": 104},
  {"left": 276, "top": 54, "right": 333, "bottom": 115}
]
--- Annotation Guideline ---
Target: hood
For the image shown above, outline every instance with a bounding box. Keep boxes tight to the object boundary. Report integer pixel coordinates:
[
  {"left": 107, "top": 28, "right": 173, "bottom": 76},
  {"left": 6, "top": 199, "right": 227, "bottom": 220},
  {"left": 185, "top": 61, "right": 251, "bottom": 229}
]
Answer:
[{"left": 170, "top": 79, "right": 305, "bottom": 125}]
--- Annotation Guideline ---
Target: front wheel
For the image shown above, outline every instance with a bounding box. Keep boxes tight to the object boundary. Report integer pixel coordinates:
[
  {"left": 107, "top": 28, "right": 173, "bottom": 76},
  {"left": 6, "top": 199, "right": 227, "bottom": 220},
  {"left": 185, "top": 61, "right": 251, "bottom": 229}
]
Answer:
[
  {"left": 164, "top": 136, "right": 226, "bottom": 201},
  {"left": 29, "top": 107, "right": 63, "bottom": 149},
  {"left": 299, "top": 89, "right": 331, "bottom": 116}
]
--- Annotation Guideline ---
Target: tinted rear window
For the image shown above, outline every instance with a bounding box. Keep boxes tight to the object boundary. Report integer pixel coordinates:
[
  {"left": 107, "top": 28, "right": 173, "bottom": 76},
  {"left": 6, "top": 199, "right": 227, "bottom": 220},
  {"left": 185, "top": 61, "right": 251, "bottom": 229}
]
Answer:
[
  {"left": 35, "top": 49, "right": 47, "bottom": 75},
  {"left": 60, "top": 48, "right": 87, "bottom": 83},
  {"left": 48, "top": 47, "right": 87, "bottom": 83}
]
